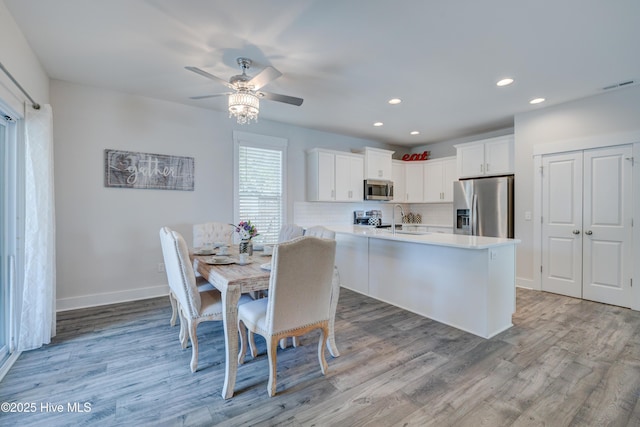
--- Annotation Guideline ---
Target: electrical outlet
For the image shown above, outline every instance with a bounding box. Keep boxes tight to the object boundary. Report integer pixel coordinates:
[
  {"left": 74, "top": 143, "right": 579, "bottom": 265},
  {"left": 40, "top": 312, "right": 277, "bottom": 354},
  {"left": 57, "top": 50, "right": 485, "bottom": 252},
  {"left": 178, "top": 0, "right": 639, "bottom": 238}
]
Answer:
[
  {"left": 524, "top": 211, "right": 532, "bottom": 221},
  {"left": 157, "top": 263, "right": 165, "bottom": 273}
]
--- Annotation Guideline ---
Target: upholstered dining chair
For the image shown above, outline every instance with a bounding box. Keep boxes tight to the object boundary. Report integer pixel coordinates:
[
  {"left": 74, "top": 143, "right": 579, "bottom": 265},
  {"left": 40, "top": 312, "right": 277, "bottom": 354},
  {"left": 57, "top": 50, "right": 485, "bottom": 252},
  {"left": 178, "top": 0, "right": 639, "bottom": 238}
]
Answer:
[
  {"left": 193, "top": 221, "right": 234, "bottom": 247},
  {"left": 237, "top": 236, "right": 337, "bottom": 396},
  {"left": 159, "top": 227, "right": 252, "bottom": 372},
  {"left": 304, "top": 225, "right": 336, "bottom": 240},
  {"left": 166, "top": 222, "right": 234, "bottom": 327},
  {"left": 276, "top": 225, "right": 339, "bottom": 355},
  {"left": 277, "top": 223, "right": 304, "bottom": 243}
]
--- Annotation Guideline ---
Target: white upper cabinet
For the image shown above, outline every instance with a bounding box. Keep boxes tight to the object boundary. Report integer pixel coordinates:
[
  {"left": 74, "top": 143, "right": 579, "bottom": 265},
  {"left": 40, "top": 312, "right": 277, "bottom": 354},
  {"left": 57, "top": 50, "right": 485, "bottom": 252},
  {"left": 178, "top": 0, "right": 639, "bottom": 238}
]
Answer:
[
  {"left": 404, "top": 162, "right": 424, "bottom": 203},
  {"left": 335, "top": 153, "right": 364, "bottom": 201},
  {"left": 423, "top": 157, "right": 457, "bottom": 203},
  {"left": 391, "top": 160, "right": 406, "bottom": 202},
  {"left": 307, "top": 148, "right": 363, "bottom": 202},
  {"left": 363, "top": 147, "right": 394, "bottom": 180},
  {"left": 455, "top": 135, "right": 514, "bottom": 178}
]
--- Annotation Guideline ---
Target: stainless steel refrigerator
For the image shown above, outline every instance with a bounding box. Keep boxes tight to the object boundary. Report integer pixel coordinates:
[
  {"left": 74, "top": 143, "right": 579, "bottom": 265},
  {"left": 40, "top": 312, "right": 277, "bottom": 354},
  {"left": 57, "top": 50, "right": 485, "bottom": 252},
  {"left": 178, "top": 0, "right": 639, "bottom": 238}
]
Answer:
[{"left": 453, "top": 175, "right": 514, "bottom": 238}]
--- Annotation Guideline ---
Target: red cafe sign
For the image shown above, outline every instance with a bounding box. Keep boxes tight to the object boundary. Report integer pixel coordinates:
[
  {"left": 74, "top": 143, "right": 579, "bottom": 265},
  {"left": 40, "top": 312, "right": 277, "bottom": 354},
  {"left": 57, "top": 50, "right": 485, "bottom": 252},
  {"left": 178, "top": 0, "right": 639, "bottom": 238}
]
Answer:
[{"left": 401, "top": 151, "right": 430, "bottom": 161}]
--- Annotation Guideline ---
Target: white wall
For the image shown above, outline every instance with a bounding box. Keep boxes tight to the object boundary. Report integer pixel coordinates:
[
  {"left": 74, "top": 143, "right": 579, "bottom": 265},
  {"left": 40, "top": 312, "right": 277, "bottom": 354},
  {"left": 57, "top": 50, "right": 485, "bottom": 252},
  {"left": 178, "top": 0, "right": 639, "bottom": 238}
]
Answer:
[
  {"left": 51, "top": 80, "right": 402, "bottom": 310},
  {"left": 514, "top": 84, "right": 640, "bottom": 289},
  {"left": 0, "top": 1, "right": 49, "bottom": 115}
]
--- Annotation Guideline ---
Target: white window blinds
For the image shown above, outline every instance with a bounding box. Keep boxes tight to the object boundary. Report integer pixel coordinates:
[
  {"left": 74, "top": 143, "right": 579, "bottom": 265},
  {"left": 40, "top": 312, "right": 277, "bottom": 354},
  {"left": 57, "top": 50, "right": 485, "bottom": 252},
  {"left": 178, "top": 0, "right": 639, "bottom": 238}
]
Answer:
[{"left": 234, "top": 132, "right": 287, "bottom": 244}]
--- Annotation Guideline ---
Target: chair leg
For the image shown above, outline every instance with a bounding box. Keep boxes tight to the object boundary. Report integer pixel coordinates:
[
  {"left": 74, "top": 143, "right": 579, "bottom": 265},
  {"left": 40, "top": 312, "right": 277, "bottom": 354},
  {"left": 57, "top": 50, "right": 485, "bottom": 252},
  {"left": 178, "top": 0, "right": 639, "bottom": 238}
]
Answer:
[
  {"left": 279, "top": 338, "right": 288, "bottom": 349},
  {"left": 238, "top": 320, "right": 248, "bottom": 365},
  {"left": 248, "top": 331, "right": 258, "bottom": 358},
  {"left": 326, "top": 329, "right": 339, "bottom": 357},
  {"left": 188, "top": 321, "right": 199, "bottom": 373},
  {"left": 317, "top": 326, "right": 329, "bottom": 375},
  {"left": 169, "top": 292, "right": 178, "bottom": 326},
  {"left": 267, "top": 336, "right": 279, "bottom": 397},
  {"left": 179, "top": 311, "right": 188, "bottom": 349}
]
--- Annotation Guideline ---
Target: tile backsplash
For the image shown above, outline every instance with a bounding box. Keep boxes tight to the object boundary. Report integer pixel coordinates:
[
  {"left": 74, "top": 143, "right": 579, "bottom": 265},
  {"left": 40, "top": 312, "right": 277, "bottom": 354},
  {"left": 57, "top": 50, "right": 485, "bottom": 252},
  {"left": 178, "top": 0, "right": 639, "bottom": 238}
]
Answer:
[{"left": 293, "top": 202, "right": 453, "bottom": 227}]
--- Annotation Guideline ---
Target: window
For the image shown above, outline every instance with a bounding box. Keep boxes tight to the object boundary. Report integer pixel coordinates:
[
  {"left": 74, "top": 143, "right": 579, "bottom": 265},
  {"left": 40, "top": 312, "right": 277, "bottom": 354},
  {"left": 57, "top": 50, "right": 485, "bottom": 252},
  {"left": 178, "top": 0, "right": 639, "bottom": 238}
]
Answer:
[{"left": 233, "top": 132, "right": 287, "bottom": 244}]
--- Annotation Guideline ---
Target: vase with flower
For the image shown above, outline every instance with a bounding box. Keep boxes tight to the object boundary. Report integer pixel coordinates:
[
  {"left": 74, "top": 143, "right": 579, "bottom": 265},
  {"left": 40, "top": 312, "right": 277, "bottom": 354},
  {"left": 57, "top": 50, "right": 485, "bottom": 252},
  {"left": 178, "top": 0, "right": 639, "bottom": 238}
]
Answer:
[{"left": 232, "top": 220, "right": 259, "bottom": 255}]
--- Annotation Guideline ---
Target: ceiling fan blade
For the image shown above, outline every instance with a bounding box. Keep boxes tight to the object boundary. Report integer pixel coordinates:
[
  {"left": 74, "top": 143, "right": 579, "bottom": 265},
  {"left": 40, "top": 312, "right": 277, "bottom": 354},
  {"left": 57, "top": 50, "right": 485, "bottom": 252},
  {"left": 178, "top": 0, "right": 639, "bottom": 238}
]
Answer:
[
  {"left": 248, "top": 66, "right": 282, "bottom": 90},
  {"left": 258, "top": 91, "right": 304, "bottom": 106},
  {"left": 189, "top": 93, "right": 231, "bottom": 100},
  {"left": 185, "top": 66, "right": 234, "bottom": 89}
]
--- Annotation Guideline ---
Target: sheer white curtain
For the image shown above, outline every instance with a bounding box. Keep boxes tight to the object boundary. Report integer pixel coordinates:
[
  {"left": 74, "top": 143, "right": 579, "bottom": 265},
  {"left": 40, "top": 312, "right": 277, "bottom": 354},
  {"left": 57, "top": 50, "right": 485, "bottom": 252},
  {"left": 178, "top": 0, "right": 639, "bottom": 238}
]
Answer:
[{"left": 18, "top": 104, "right": 55, "bottom": 351}]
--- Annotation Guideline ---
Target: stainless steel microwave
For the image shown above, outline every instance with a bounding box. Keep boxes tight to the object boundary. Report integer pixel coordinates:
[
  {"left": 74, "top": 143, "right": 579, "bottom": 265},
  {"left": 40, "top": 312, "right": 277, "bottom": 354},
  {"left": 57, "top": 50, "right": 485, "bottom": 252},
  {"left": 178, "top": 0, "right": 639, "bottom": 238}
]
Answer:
[{"left": 364, "top": 179, "right": 393, "bottom": 201}]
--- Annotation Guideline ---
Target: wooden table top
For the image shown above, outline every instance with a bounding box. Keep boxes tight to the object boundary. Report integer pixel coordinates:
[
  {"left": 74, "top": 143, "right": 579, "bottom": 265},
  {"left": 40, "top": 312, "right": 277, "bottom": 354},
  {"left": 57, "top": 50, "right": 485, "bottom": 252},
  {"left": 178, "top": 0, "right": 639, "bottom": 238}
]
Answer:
[{"left": 192, "top": 253, "right": 271, "bottom": 293}]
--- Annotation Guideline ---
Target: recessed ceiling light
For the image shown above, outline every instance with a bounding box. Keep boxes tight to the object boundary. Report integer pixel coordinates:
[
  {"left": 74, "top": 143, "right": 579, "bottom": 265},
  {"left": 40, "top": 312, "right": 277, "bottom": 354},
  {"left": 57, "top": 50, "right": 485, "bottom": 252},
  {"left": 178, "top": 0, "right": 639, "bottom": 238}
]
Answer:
[
  {"left": 388, "top": 98, "right": 402, "bottom": 105},
  {"left": 410, "top": 131, "right": 420, "bottom": 135},
  {"left": 529, "top": 97, "right": 545, "bottom": 104},
  {"left": 373, "top": 122, "right": 383, "bottom": 127},
  {"left": 496, "top": 78, "right": 514, "bottom": 87}
]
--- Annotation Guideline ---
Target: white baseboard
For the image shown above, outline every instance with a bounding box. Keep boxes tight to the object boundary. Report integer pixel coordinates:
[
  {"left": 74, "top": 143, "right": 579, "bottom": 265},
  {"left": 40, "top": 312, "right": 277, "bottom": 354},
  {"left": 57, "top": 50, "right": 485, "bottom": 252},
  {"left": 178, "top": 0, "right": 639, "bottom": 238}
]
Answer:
[
  {"left": 56, "top": 285, "right": 170, "bottom": 312},
  {"left": 0, "top": 351, "right": 21, "bottom": 383},
  {"left": 516, "top": 276, "right": 537, "bottom": 290}
]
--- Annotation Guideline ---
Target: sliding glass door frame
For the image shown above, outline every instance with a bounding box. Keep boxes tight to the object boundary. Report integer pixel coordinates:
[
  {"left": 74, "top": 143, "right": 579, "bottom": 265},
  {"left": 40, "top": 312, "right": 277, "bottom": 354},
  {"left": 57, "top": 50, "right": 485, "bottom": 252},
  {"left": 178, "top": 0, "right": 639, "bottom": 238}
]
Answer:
[{"left": 0, "top": 103, "right": 23, "bottom": 379}]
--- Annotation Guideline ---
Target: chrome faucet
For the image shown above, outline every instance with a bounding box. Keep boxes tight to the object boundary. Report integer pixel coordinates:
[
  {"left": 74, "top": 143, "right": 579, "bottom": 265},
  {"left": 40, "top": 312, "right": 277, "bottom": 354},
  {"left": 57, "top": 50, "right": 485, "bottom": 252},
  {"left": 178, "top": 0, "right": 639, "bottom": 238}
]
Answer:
[{"left": 391, "top": 204, "right": 404, "bottom": 235}]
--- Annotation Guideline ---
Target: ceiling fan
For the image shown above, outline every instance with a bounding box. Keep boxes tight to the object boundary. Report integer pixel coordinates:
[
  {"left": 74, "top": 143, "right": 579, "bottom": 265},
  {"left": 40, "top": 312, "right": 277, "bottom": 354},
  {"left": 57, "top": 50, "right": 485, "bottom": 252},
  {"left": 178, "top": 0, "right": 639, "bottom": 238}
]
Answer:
[{"left": 186, "top": 57, "right": 303, "bottom": 124}]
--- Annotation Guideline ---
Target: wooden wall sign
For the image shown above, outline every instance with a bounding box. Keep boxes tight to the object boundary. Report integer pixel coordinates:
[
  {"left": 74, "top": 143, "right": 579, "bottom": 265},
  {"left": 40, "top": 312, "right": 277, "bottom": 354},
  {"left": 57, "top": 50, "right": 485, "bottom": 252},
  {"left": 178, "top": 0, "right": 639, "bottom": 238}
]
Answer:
[
  {"left": 401, "top": 151, "right": 430, "bottom": 161},
  {"left": 104, "top": 149, "right": 194, "bottom": 191}
]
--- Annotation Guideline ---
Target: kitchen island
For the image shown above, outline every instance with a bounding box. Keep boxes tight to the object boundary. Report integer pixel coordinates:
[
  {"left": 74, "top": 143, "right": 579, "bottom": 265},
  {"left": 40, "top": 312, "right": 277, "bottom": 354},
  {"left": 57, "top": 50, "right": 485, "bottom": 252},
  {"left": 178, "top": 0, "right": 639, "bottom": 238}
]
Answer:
[{"left": 329, "top": 226, "right": 520, "bottom": 339}]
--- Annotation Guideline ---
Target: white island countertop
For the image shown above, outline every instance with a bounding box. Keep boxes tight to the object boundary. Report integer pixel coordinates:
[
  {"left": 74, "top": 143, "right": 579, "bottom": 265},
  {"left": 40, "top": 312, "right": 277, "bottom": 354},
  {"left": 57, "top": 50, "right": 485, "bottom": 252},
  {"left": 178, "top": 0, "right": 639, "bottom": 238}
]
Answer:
[{"left": 328, "top": 225, "right": 520, "bottom": 250}]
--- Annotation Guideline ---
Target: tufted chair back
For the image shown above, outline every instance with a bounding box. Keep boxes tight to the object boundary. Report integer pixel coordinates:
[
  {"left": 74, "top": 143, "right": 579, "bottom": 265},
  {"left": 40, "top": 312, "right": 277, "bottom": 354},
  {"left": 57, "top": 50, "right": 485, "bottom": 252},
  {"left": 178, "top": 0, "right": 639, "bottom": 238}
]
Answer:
[
  {"left": 277, "top": 224, "right": 304, "bottom": 243},
  {"left": 267, "top": 236, "right": 336, "bottom": 334},
  {"left": 304, "top": 225, "right": 336, "bottom": 240},
  {"left": 193, "top": 222, "right": 234, "bottom": 247}
]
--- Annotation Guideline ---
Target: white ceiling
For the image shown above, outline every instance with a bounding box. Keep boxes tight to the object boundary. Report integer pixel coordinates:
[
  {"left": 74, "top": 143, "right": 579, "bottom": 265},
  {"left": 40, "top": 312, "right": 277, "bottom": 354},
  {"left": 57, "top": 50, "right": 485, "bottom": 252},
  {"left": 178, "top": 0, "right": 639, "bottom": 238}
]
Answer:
[{"left": 5, "top": 0, "right": 640, "bottom": 146}]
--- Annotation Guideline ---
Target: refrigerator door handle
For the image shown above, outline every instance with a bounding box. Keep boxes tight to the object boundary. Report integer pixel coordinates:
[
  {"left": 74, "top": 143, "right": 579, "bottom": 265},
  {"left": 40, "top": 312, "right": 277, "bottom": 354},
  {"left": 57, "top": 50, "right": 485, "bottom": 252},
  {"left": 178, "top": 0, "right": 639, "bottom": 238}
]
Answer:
[{"left": 472, "top": 193, "right": 478, "bottom": 236}]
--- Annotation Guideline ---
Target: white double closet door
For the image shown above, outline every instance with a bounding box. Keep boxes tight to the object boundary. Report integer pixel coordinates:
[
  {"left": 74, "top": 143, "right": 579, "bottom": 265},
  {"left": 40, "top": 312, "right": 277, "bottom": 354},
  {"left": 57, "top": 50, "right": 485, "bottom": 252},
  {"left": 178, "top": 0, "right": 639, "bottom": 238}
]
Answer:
[{"left": 541, "top": 145, "right": 633, "bottom": 307}]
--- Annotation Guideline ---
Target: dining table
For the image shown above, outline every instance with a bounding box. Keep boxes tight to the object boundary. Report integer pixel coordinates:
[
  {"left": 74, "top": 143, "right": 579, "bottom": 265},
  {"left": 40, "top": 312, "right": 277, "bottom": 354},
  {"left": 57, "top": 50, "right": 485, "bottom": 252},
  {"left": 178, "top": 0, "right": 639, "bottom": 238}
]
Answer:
[
  {"left": 192, "top": 249, "right": 271, "bottom": 399},
  {"left": 192, "top": 245, "right": 341, "bottom": 399}
]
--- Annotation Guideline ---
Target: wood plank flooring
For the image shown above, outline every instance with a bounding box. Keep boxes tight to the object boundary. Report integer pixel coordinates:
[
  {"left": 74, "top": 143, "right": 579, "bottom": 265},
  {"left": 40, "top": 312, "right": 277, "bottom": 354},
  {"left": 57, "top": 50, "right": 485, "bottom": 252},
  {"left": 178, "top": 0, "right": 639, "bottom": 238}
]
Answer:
[{"left": 1, "top": 288, "right": 640, "bottom": 426}]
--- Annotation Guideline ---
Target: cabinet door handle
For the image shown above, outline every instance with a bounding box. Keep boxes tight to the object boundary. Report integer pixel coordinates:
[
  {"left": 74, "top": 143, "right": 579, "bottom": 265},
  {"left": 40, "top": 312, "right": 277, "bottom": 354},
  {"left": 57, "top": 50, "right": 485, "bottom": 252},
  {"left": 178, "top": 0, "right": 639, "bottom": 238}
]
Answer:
[
  {"left": 486, "top": 163, "right": 490, "bottom": 172},
  {"left": 331, "top": 190, "right": 335, "bottom": 198},
  {"left": 585, "top": 230, "right": 593, "bottom": 235},
  {"left": 480, "top": 164, "right": 484, "bottom": 173},
  {"left": 572, "top": 229, "right": 580, "bottom": 235}
]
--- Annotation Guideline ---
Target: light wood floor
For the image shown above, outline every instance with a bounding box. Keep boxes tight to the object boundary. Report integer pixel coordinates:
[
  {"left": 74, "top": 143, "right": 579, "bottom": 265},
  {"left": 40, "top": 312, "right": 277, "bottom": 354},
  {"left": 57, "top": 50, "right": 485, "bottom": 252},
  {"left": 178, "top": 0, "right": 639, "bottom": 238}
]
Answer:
[{"left": 2, "top": 288, "right": 640, "bottom": 426}]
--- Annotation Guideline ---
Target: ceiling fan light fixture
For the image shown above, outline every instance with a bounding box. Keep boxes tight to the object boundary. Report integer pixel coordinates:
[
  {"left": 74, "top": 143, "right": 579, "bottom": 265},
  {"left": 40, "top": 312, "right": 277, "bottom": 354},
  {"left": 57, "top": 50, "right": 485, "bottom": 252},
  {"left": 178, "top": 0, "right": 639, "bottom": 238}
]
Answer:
[{"left": 229, "top": 91, "right": 260, "bottom": 124}]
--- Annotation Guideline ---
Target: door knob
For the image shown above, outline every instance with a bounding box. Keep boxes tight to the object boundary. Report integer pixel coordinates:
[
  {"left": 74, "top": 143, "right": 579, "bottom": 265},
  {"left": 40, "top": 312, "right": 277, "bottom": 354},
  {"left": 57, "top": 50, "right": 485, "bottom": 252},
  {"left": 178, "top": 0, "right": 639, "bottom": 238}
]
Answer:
[
  {"left": 585, "top": 230, "right": 593, "bottom": 235},
  {"left": 572, "top": 230, "right": 580, "bottom": 235}
]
